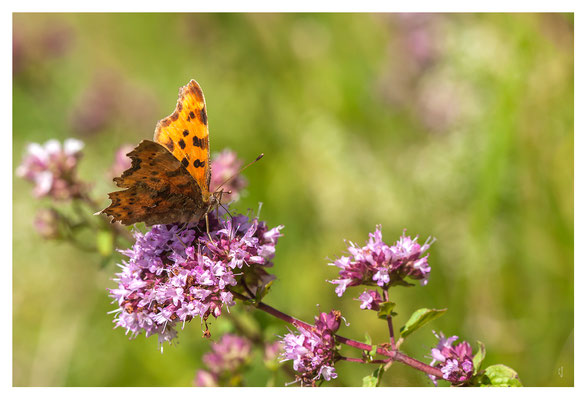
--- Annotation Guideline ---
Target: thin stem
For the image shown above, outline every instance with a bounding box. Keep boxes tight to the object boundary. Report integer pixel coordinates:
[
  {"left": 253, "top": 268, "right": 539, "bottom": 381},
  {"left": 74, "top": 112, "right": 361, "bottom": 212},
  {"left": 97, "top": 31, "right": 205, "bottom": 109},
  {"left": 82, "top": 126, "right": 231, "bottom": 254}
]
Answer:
[
  {"left": 338, "top": 356, "right": 389, "bottom": 364},
  {"left": 382, "top": 288, "right": 396, "bottom": 349},
  {"left": 228, "top": 292, "right": 448, "bottom": 381},
  {"left": 393, "top": 352, "right": 444, "bottom": 378}
]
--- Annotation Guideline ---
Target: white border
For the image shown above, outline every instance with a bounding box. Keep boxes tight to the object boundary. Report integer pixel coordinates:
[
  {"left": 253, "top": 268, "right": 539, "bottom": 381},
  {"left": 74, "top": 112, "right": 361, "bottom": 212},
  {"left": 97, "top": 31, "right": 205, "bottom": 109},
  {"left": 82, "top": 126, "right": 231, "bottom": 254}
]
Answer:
[{"left": 4, "top": 1, "right": 582, "bottom": 399}]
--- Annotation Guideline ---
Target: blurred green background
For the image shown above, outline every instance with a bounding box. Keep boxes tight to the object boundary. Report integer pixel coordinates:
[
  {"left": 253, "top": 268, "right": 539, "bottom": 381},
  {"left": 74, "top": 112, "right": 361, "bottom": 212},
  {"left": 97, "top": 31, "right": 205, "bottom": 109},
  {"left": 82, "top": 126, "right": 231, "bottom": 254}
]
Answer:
[{"left": 13, "top": 13, "right": 573, "bottom": 386}]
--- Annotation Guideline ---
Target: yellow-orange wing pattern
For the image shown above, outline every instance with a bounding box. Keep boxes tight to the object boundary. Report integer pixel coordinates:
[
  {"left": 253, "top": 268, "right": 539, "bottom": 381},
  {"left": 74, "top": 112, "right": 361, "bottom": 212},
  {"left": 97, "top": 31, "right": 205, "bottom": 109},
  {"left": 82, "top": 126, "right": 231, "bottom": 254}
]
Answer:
[{"left": 154, "top": 80, "right": 211, "bottom": 202}]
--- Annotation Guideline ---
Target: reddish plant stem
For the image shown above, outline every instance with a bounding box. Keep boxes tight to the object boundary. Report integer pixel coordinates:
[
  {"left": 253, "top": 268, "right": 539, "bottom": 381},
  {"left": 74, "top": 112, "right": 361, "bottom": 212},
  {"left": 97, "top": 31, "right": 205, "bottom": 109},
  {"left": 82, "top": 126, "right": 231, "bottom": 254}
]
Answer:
[
  {"left": 338, "top": 356, "right": 389, "bottom": 364},
  {"left": 230, "top": 293, "right": 446, "bottom": 381},
  {"left": 382, "top": 288, "right": 396, "bottom": 349}
]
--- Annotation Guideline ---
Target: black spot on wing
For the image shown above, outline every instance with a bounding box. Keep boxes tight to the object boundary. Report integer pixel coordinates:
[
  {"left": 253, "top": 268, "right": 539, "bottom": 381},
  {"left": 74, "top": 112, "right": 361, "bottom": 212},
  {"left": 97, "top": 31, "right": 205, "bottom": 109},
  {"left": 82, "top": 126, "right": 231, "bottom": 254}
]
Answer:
[
  {"left": 193, "top": 136, "right": 204, "bottom": 148},
  {"left": 200, "top": 108, "right": 207, "bottom": 125}
]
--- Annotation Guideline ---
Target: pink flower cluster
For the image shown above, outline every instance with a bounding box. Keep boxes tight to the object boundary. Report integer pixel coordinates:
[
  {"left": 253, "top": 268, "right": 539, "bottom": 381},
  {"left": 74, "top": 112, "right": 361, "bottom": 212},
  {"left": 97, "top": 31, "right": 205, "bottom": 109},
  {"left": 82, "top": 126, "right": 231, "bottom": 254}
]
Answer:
[
  {"left": 194, "top": 334, "right": 252, "bottom": 386},
  {"left": 109, "top": 212, "right": 283, "bottom": 350},
  {"left": 17, "top": 138, "right": 85, "bottom": 200},
  {"left": 281, "top": 311, "right": 343, "bottom": 386},
  {"left": 330, "top": 226, "right": 433, "bottom": 296},
  {"left": 428, "top": 331, "right": 474, "bottom": 385}
]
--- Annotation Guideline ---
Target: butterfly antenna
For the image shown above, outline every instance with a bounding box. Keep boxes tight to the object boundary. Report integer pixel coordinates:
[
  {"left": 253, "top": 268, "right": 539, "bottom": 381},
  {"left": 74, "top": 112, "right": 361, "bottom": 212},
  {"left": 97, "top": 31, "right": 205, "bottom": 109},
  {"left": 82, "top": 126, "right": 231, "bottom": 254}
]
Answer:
[
  {"left": 215, "top": 153, "right": 264, "bottom": 192},
  {"left": 219, "top": 203, "right": 233, "bottom": 219}
]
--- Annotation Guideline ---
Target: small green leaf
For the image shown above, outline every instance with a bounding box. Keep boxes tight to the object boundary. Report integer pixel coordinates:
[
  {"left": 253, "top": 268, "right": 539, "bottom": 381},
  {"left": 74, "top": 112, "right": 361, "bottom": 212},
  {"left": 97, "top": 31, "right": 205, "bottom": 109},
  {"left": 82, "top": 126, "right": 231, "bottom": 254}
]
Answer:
[
  {"left": 390, "top": 279, "right": 414, "bottom": 287},
  {"left": 362, "top": 374, "right": 377, "bottom": 387},
  {"left": 473, "top": 341, "right": 486, "bottom": 373},
  {"left": 377, "top": 301, "right": 397, "bottom": 320},
  {"left": 96, "top": 230, "right": 114, "bottom": 257},
  {"left": 255, "top": 281, "right": 274, "bottom": 303},
  {"left": 399, "top": 308, "right": 447, "bottom": 338},
  {"left": 478, "top": 364, "right": 522, "bottom": 387},
  {"left": 362, "top": 365, "right": 384, "bottom": 387},
  {"left": 368, "top": 345, "right": 378, "bottom": 358},
  {"left": 364, "top": 332, "right": 372, "bottom": 346}
]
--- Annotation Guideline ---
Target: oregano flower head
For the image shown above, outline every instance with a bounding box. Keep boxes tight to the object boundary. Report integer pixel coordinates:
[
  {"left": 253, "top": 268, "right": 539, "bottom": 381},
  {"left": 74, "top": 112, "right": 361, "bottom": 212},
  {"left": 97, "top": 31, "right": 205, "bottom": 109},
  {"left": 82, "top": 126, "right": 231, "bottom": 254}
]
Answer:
[
  {"left": 329, "top": 226, "right": 433, "bottom": 296},
  {"left": 203, "top": 333, "right": 252, "bottom": 375},
  {"left": 281, "top": 310, "right": 343, "bottom": 386},
  {"left": 428, "top": 331, "right": 474, "bottom": 386},
  {"left": 109, "top": 211, "right": 283, "bottom": 351},
  {"left": 17, "top": 138, "right": 85, "bottom": 200}
]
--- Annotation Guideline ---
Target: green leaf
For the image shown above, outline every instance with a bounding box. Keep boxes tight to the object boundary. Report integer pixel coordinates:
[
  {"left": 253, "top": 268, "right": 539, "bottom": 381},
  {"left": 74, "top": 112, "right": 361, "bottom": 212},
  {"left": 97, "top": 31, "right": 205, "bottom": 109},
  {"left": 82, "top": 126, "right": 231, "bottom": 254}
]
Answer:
[
  {"left": 364, "top": 332, "right": 372, "bottom": 346},
  {"left": 473, "top": 341, "right": 486, "bottom": 373},
  {"left": 399, "top": 308, "right": 447, "bottom": 338},
  {"left": 96, "top": 230, "right": 114, "bottom": 257},
  {"left": 390, "top": 279, "right": 414, "bottom": 287},
  {"left": 362, "top": 365, "right": 384, "bottom": 387},
  {"left": 368, "top": 345, "right": 378, "bottom": 358},
  {"left": 254, "top": 281, "right": 274, "bottom": 303},
  {"left": 478, "top": 364, "right": 522, "bottom": 387},
  {"left": 377, "top": 301, "right": 397, "bottom": 320}
]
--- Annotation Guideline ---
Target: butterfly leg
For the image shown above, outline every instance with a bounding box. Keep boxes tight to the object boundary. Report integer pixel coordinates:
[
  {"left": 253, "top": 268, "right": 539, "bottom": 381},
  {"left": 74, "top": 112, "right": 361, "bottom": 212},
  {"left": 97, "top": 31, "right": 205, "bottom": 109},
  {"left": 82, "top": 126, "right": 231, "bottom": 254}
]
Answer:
[
  {"left": 178, "top": 221, "right": 189, "bottom": 233},
  {"left": 216, "top": 189, "right": 234, "bottom": 219},
  {"left": 204, "top": 211, "right": 214, "bottom": 243}
]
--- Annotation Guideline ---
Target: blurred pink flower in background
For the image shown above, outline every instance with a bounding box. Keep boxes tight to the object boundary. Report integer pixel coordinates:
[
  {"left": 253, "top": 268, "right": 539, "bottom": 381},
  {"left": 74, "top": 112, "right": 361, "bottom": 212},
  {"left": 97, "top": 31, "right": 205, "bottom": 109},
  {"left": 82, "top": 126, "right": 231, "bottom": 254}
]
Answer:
[
  {"left": 17, "top": 138, "right": 85, "bottom": 200},
  {"left": 13, "top": 21, "right": 74, "bottom": 77},
  {"left": 69, "top": 70, "right": 158, "bottom": 137},
  {"left": 108, "top": 144, "right": 134, "bottom": 179},
  {"left": 210, "top": 150, "right": 248, "bottom": 203},
  {"left": 33, "top": 208, "right": 62, "bottom": 240}
]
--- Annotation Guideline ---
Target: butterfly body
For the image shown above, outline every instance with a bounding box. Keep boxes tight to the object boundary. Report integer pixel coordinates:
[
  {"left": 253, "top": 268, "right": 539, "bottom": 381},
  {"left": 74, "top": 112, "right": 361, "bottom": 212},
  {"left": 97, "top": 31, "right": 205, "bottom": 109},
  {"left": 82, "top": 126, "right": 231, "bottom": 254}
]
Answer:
[{"left": 101, "top": 80, "right": 216, "bottom": 226}]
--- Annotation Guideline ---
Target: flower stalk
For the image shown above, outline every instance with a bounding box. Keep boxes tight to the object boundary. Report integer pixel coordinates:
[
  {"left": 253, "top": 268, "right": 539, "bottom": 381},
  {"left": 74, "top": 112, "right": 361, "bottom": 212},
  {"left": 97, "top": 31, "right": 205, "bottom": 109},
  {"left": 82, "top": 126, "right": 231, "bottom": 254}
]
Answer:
[
  {"left": 382, "top": 288, "right": 396, "bottom": 349},
  {"left": 229, "top": 291, "right": 447, "bottom": 381}
]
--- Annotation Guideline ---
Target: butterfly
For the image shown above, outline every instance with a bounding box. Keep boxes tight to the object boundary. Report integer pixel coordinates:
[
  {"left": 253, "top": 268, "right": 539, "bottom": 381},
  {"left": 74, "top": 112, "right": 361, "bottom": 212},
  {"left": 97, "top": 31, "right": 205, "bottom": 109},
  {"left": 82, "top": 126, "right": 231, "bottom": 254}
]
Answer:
[{"left": 99, "top": 80, "right": 221, "bottom": 226}]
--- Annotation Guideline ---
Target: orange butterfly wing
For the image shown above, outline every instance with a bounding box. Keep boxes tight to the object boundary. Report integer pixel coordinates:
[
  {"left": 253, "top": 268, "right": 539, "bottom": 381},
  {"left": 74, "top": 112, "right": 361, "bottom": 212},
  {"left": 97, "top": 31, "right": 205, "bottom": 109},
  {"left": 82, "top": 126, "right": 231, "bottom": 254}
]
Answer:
[{"left": 153, "top": 80, "right": 211, "bottom": 203}]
